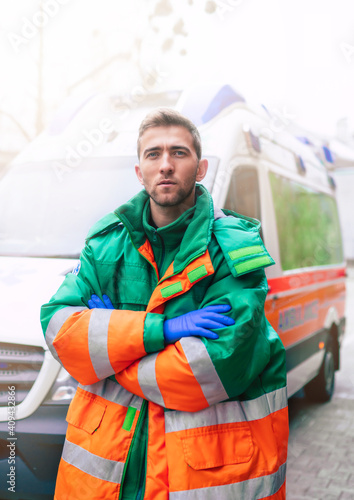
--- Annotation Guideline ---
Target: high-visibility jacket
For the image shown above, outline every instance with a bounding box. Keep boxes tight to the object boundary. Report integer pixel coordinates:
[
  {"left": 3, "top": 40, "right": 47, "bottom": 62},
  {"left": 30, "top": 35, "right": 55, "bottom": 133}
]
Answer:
[{"left": 41, "top": 184, "right": 288, "bottom": 500}]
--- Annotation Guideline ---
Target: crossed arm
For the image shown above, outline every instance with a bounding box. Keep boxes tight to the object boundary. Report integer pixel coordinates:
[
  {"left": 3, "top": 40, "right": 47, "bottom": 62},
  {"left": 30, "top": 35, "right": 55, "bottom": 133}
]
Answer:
[
  {"left": 41, "top": 257, "right": 270, "bottom": 412},
  {"left": 88, "top": 292, "right": 233, "bottom": 343}
]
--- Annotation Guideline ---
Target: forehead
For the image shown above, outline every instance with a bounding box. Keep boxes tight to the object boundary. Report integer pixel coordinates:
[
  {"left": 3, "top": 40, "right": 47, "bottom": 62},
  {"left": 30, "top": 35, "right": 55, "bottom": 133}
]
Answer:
[{"left": 139, "top": 126, "right": 195, "bottom": 151}]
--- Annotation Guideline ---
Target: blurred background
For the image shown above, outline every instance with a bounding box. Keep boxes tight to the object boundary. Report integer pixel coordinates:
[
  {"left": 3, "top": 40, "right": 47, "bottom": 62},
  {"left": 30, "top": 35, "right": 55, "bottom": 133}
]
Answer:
[{"left": 2, "top": 0, "right": 354, "bottom": 165}]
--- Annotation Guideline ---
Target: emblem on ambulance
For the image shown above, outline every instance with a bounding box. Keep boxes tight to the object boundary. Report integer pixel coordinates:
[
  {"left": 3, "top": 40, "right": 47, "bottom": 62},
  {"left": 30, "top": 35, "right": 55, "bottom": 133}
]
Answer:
[{"left": 71, "top": 261, "right": 81, "bottom": 276}]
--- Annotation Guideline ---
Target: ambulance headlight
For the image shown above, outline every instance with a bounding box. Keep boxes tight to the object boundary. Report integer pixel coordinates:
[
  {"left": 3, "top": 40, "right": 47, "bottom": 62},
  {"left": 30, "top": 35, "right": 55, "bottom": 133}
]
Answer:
[{"left": 42, "top": 366, "right": 78, "bottom": 405}]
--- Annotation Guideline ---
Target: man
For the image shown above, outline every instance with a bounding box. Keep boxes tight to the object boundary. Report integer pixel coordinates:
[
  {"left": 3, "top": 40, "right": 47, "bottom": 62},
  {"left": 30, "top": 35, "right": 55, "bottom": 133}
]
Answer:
[{"left": 41, "top": 108, "right": 288, "bottom": 499}]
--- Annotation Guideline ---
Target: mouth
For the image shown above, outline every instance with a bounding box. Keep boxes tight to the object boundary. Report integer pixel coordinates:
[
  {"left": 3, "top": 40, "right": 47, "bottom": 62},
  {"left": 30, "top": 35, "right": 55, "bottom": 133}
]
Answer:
[{"left": 158, "top": 180, "right": 176, "bottom": 186}]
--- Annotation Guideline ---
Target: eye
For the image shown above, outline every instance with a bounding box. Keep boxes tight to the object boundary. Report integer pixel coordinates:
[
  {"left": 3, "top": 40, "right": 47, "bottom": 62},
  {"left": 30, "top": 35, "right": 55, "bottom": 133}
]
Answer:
[
  {"left": 146, "top": 151, "right": 158, "bottom": 158},
  {"left": 174, "top": 150, "right": 186, "bottom": 157}
]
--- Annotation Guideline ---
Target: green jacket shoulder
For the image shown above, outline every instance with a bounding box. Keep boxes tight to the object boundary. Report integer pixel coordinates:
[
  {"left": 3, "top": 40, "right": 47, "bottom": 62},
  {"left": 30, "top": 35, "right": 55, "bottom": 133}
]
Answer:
[
  {"left": 212, "top": 208, "right": 275, "bottom": 277},
  {"left": 85, "top": 212, "right": 123, "bottom": 243}
]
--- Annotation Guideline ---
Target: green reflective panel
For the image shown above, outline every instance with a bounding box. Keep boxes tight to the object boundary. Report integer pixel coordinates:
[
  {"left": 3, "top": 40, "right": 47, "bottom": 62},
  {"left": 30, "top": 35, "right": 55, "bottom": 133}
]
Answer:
[
  {"left": 161, "top": 282, "right": 183, "bottom": 298},
  {"left": 269, "top": 173, "right": 343, "bottom": 270},
  {"left": 228, "top": 245, "right": 264, "bottom": 261},
  {"left": 234, "top": 255, "right": 272, "bottom": 275},
  {"left": 122, "top": 406, "right": 137, "bottom": 432},
  {"left": 187, "top": 265, "right": 208, "bottom": 283}
]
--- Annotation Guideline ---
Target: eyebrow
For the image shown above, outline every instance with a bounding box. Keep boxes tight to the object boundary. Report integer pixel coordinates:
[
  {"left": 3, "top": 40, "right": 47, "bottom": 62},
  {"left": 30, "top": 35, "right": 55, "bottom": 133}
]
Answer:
[
  {"left": 170, "top": 146, "right": 191, "bottom": 153},
  {"left": 143, "top": 145, "right": 192, "bottom": 156}
]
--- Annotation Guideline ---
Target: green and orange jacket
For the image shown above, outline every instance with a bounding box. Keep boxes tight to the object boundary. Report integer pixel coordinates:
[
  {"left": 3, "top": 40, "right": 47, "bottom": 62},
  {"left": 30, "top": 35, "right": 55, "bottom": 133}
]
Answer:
[{"left": 40, "top": 184, "right": 288, "bottom": 500}]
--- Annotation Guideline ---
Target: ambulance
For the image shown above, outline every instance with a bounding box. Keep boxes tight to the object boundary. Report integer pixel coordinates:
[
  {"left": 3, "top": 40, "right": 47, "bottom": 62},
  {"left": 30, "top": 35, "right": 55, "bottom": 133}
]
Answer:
[
  {"left": 184, "top": 85, "right": 346, "bottom": 402},
  {"left": 0, "top": 84, "right": 346, "bottom": 499}
]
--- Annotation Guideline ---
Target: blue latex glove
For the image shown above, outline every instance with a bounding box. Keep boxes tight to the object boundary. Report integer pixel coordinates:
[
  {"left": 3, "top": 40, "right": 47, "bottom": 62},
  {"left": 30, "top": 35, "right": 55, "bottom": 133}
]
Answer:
[
  {"left": 88, "top": 294, "right": 114, "bottom": 309},
  {"left": 163, "top": 304, "right": 235, "bottom": 344}
]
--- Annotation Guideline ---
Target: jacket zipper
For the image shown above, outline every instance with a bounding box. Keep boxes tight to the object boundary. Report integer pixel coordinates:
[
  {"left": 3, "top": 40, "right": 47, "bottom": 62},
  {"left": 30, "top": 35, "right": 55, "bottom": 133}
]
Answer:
[
  {"left": 124, "top": 231, "right": 160, "bottom": 284},
  {"left": 123, "top": 223, "right": 205, "bottom": 286},
  {"left": 152, "top": 229, "right": 165, "bottom": 275}
]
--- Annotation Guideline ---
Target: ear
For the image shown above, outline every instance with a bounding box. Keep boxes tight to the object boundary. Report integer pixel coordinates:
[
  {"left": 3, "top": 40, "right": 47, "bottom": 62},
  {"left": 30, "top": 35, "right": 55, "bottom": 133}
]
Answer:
[
  {"left": 135, "top": 164, "right": 144, "bottom": 185},
  {"left": 196, "top": 158, "right": 208, "bottom": 182}
]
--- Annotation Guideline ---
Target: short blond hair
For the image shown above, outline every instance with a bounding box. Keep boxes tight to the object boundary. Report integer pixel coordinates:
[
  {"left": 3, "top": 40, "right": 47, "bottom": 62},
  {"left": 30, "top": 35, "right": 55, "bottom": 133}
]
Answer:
[{"left": 137, "top": 108, "right": 202, "bottom": 160}]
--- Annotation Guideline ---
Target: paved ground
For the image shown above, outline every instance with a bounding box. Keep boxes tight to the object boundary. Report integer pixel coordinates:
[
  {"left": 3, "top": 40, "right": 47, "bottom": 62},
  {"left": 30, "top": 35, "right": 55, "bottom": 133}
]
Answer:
[
  {"left": 286, "top": 268, "right": 354, "bottom": 499},
  {"left": 287, "top": 398, "right": 354, "bottom": 499}
]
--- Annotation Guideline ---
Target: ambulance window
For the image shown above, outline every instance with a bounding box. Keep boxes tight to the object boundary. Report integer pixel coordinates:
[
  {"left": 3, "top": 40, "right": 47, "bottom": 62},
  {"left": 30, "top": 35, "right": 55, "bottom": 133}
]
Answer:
[
  {"left": 224, "top": 167, "right": 261, "bottom": 221},
  {"left": 269, "top": 173, "right": 344, "bottom": 270}
]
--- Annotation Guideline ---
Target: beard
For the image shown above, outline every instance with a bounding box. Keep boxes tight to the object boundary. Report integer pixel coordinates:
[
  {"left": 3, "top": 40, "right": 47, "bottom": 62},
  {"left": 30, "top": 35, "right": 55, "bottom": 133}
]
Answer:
[{"left": 144, "top": 171, "right": 198, "bottom": 208}]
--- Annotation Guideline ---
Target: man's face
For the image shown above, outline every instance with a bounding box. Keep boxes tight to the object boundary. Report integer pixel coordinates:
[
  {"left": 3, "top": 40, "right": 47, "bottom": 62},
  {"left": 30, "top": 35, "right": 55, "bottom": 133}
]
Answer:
[{"left": 135, "top": 126, "right": 207, "bottom": 209}]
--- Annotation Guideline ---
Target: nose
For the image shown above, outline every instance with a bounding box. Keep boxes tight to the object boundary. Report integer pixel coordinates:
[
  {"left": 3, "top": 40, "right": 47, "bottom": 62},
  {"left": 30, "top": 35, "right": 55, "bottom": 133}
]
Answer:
[{"left": 159, "top": 152, "right": 174, "bottom": 173}]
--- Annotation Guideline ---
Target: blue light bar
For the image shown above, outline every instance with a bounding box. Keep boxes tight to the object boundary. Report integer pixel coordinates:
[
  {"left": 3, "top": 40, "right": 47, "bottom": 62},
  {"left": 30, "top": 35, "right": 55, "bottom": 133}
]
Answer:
[
  {"left": 202, "top": 85, "right": 245, "bottom": 124},
  {"left": 180, "top": 84, "right": 245, "bottom": 126},
  {"left": 244, "top": 127, "right": 261, "bottom": 153},
  {"left": 328, "top": 174, "right": 336, "bottom": 189},
  {"left": 323, "top": 146, "right": 334, "bottom": 163},
  {"left": 296, "top": 136, "right": 313, "bottom": 146},
  {"left": 296, "top": 155, "right": 306, "bottom": 174}
]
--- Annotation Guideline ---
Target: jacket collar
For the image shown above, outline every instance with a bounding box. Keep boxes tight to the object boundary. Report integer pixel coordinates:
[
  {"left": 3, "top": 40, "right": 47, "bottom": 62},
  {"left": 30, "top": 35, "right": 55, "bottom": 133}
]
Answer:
[
  {"left": 142, "top": 200, "right": 196, "bottom": 251},
  {"left": 115, "top": 184, "right": 215, "bottom": 273}
]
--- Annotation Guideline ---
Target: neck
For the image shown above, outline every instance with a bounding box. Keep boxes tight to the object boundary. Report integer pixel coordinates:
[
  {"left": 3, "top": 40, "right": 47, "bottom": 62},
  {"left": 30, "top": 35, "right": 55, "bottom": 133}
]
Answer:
[{"left": 150, "top": 191, "right": 196, "bottom": 228}]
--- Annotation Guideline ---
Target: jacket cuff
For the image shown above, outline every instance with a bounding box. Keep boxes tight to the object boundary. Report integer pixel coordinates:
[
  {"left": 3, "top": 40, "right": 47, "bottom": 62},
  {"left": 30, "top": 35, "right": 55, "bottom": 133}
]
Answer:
[{"left": 144, "top": 313, "right": 166, "bottom": 353}]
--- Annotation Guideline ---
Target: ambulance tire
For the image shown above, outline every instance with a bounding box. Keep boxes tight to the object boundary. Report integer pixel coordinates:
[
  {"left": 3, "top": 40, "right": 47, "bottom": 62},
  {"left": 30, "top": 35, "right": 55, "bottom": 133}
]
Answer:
[{"left": 304, "top": 336, "right": 335, "bottom": 402}]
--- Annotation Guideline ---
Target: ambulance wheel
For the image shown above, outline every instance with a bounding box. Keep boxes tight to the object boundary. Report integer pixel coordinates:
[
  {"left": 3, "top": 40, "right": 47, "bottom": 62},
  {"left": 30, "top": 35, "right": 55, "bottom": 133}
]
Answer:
[{"left": 304, "top": 337, "right": 335, "bottom": 402}]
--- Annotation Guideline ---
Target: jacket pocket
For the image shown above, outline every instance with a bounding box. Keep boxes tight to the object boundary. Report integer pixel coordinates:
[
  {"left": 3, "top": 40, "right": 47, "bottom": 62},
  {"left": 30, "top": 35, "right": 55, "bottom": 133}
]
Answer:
[
  {"left": 66, "top": 389, "right": 107, "bottom": 434},
  {"left": 181, "top": 423, "right": 254, "bottom": 470}
]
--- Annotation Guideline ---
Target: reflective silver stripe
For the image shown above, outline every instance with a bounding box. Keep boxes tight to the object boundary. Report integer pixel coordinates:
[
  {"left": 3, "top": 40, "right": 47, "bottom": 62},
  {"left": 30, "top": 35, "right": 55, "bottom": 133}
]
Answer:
[
  {"left": 165, "top": 386, "right": 287, "bottom": 433},
  {"left": 45, "top": 306, "right": 86, "bottom": 362},
  {"left": 62, "top": 439, "right": 124, "bottom": 484},
  {"left": 138, "top": 353, "right": 165, "bottom": 406},
  {"left": 179, "top": 337, "right": 228, "bottom": 405},
  {"left": 88, "top": 309, "right": 114, "bottom": 380},
  {"left": 79, "top": 379, "right": 143, "bottom": 410},
  {"left": 266, "top": 386, "right": 288, "bottom": 415},
  {"left": 170, "top": 461, "right": 286, "bottom": 500}
]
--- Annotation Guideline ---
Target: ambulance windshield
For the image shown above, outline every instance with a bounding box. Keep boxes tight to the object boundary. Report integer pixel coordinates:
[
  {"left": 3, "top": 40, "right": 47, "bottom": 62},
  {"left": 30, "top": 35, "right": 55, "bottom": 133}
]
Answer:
[{"left": 0, "top": 157, "right": 142, "bottom": 257}]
